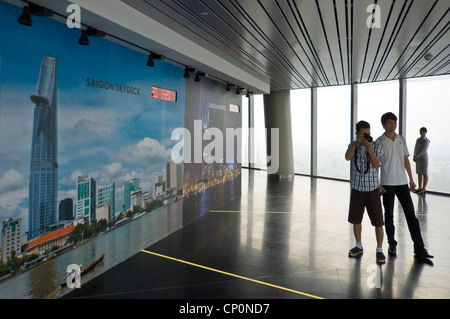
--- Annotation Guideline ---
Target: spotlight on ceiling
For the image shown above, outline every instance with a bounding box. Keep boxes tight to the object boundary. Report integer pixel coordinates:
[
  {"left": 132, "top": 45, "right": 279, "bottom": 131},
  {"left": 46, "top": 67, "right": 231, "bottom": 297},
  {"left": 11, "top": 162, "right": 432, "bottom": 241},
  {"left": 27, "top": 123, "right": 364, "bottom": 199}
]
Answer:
[
  {"left": 18, "top": 6, "right": 32, "bottom": 26},
  {"left": 78, "top": 29, "right": 90, "bottom": 46},
  {"left": 146, "top": 53, "right": 164, "bottom": 67},
  {"left": 236, "top": 87, "right": 242, "bottom": 95},
  {"left": 78, "top": 27, "right": 106, "bottom": 46},
  {"left": 195, "top": 72, "right": 205, "bottom": 82},
  {"left": 147, "top": 54, "right": 155, "bottom": 67},
  {"left": 18, "top": 3, "right": 54, "bottom": 26},
  {"left": 184, "top": 68, "right": 190, "bottom": 79}
]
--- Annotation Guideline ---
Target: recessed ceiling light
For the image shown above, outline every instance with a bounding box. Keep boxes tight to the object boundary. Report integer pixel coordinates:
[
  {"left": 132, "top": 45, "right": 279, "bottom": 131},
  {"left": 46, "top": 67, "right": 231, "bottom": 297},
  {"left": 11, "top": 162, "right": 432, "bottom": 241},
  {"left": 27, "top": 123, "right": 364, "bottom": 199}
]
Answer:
[{"left": 200, "top": 11, "right": 209, "bottom": 16}]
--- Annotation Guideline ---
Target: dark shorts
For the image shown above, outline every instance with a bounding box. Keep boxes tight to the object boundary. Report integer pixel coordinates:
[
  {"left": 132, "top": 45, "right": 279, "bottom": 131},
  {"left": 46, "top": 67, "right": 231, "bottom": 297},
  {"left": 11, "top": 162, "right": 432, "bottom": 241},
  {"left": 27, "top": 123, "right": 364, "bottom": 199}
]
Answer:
[{"left": 348, "top": 188, "right": 384, "bottom": 227}]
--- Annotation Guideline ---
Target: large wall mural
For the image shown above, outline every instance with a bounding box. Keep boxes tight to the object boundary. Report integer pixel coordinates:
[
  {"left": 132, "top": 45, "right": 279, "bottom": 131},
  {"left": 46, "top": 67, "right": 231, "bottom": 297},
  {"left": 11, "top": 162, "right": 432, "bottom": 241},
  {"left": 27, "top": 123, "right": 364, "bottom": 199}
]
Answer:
[
  {"left": 0, "top": 2, "right": 241, "bottom": 298},
  {"left": 182, "top": 76, "right": 242, "bottom": 224}
]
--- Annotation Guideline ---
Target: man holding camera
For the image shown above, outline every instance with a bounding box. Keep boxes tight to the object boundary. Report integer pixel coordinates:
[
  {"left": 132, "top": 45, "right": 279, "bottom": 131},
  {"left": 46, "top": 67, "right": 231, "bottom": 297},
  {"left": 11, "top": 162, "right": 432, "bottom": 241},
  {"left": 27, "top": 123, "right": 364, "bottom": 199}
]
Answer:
[
  {"left": 345, "top": 120, "right": 385, "bottom": 264},
  {"left": 376, "top": 112, "right": 433, "bottom": 259}
]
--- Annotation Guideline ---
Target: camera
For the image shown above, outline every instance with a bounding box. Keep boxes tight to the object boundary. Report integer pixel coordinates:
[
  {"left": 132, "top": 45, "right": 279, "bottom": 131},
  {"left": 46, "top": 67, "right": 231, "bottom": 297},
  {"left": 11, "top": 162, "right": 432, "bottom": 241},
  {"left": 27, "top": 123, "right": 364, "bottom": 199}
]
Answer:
[{"left": 364, "top": 133, "right": 373, "bottom": 143}]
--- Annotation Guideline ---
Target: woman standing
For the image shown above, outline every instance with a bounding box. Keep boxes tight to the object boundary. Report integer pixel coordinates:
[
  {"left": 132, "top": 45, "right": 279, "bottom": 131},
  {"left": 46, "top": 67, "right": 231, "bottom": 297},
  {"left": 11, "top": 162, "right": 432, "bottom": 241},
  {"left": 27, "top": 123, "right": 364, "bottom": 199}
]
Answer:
[{"left": 413, "top": 127, "right": 430, "bottom": 195}]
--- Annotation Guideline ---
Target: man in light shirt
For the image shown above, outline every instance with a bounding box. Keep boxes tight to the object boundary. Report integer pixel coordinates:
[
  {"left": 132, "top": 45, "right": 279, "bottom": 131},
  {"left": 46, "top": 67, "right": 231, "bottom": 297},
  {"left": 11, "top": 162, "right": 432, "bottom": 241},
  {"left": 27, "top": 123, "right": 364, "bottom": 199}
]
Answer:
[{"left": 376, "top": 112, "right": 433, "bottom": 259}]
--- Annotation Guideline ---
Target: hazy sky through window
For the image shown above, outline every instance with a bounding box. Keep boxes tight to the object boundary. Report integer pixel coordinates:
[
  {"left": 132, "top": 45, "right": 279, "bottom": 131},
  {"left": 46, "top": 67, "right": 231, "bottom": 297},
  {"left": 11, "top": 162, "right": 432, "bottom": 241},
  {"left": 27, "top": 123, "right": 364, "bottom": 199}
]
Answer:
[{"left": 246, "top": 74, "right": 450, "bottom": 193}]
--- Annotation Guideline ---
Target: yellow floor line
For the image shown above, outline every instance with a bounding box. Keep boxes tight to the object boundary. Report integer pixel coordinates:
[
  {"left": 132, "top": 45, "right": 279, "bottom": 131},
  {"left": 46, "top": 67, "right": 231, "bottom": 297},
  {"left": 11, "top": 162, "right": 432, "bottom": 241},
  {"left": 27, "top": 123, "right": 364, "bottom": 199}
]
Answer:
[
  {"left": 140, "top": 249, "right": 324, "bottom": 300},
  {"left": 210, "top": 210, "right": 292, "bottom": 214}
]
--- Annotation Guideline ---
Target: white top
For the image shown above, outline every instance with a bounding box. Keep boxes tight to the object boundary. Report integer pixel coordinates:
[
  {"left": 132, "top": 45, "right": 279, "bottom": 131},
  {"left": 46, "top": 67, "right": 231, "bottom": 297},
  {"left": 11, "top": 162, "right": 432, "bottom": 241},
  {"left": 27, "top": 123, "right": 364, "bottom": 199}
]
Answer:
[{"left": 375, "top": 133, "right": 410, "bottom": 186}]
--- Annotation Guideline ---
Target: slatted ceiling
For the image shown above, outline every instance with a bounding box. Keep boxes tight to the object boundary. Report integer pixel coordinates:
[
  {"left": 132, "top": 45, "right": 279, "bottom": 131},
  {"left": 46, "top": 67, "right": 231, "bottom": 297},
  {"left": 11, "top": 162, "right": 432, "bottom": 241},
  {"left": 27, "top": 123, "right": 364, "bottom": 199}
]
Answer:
[
  {"left": 405, "top": 6, "right": 450, "bottom": 78},
  {"left": 259, "top": 2, "right": 314, "bottom": 88},
  {"left": 423, "top": 45, "right": 450, "bottom": 76},
  {"left": 280, "top": 2, "right": 326, "bottom": 87},
  {"left": 379, "top": 1, "right": 433, "bottom": 81},
  {"left": 287, "top": 1, "right": 327, "bottom": 86},
  {"left": 334, "top": 0, "right": 350, "bottom": 85},
  {"left": 366, "top": 0, "right": 449, "bottom": 82},
  {"left": 121, "top": 0, "right": 449, "bottom": 92},
  {"left": 229, "top": 1, "right": 302, "bottom": 88},
  {"left": 286, "top": 0, "right": 332, "bottom": 87}
]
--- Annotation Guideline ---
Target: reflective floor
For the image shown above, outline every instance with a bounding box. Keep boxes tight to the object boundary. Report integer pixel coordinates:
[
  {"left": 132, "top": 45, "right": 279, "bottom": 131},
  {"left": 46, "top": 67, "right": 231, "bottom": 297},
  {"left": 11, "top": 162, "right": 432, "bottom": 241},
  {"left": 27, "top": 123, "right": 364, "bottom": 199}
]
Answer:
[{"left": 63, "top": 169, "right": 450, "bottom": 299}]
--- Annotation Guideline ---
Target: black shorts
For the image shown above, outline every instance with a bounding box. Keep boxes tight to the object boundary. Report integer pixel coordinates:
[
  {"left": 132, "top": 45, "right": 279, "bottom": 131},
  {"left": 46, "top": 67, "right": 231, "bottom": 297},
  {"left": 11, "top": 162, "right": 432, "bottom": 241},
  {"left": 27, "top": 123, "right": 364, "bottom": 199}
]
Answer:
[{"left": 348, "top": 188, "right": 384, "bottom": 227}]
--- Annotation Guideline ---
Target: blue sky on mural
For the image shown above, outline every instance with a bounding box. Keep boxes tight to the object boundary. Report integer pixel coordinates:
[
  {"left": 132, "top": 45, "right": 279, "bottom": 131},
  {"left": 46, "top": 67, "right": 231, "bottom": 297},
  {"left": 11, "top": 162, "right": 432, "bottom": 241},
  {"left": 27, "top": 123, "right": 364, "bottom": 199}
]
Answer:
[{"left": 0, "top": 3, "right": 185, "bottom": 225}]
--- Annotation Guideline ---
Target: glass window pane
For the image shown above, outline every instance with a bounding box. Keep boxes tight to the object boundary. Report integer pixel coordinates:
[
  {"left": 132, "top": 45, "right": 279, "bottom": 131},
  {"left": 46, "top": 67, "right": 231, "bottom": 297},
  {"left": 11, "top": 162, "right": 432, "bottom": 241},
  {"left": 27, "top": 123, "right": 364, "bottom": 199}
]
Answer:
[
  {"left": 290, "top": 88, "right": 311, "bottom": 175},
  {"left": 406, "top": 75, "right": 450, "bottom": 193},
  {"left": 253, "top": 94, "right": 267, "bottom": 169},
  {"left": 317, "top": 85, "right": 351, "bottom": 180},
  {"left": 357, "top": 80, "right": 399, "bottom": 139},
  {"left": 241, "top": 96, "right": 249, "bottom": 167}
]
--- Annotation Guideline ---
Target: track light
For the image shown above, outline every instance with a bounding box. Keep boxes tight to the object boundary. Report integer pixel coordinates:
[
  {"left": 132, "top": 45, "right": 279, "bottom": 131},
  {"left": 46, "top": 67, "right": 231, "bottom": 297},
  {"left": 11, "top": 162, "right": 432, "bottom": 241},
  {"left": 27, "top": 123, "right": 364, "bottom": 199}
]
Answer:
[
  {"left": 226, "top": 82, "right": 231, "bottom": 91},
  {"left": 184, "top": 68, "right": 190, "bottom": 79},
  {"left": 78, "top": 29, "right": 89, "bottom": 46},
  {"left": 78, "top": 27, "right": 106, "bottom": 46},
  {"left": 194, "top": 72, "right": 205, "bottom": 82},
  {"left": 18, "top": 6, "right": 32, "bottom": 26},
  {"left": 146, "top": 53, "right": 164, "bottom": 67},
  {"left": 236, "top": 87, "right": 242, "bottom": 95},
  {"left": 18, "top": 3, "right": 53, "bottom": 26},
  {"left": 147, "top": 54, "right": 154, "bottom": 67}
]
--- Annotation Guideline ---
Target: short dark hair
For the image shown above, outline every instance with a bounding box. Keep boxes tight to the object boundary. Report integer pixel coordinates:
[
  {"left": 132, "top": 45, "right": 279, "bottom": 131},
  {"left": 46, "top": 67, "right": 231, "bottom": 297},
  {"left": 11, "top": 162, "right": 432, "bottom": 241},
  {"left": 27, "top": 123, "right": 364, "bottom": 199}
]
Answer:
[
  {"left": 381, "top": 112, "right": 397, "bottom": 125},
  {"left": 420, "top": 127, "right": 427, "bottom": 132},
  {"left": 356, "top": 120, "right": 370, "bottom": 133}
]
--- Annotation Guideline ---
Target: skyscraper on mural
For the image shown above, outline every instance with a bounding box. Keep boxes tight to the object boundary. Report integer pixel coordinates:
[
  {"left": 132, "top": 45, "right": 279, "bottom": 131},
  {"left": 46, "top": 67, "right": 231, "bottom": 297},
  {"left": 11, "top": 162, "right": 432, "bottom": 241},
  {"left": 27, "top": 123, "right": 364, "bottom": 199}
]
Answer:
[{"left": 28, "top": 57, "right": 58, "bottom": 240}]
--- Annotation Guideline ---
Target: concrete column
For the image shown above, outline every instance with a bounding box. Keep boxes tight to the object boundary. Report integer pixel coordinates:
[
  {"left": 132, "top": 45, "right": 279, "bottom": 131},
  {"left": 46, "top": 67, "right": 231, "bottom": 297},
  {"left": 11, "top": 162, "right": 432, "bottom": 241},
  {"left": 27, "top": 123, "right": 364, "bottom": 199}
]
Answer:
[{"left": 263, "top": 91, "right": 294, "bottom": 179}]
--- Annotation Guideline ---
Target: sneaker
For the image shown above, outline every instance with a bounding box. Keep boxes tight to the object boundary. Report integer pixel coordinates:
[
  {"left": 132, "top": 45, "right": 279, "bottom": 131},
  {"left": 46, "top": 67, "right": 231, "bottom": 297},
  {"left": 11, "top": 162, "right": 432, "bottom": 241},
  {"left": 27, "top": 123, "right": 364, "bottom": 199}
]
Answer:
[
  {"left": 414, "top": 248, "right": 434, "bottom": 259},
  {"left": 376, "top": 252, "right": 386, "bottom": 264},
  {"left": 388, "top": 245, "right": 397, "bottom": 256},
  {"left": 348, "top": 246, "right": 363, "bottom": 258}
]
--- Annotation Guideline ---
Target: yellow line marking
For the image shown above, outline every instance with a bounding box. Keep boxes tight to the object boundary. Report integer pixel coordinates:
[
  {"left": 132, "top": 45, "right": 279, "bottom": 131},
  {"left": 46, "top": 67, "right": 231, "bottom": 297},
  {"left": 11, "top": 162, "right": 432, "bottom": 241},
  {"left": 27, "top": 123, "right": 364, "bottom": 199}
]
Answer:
[
  {"left": 210, "top": 210, "right": 292, "bottom": 214},
  {"left": 140, "top": 249, "right": 324, "bottom": 299}
]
